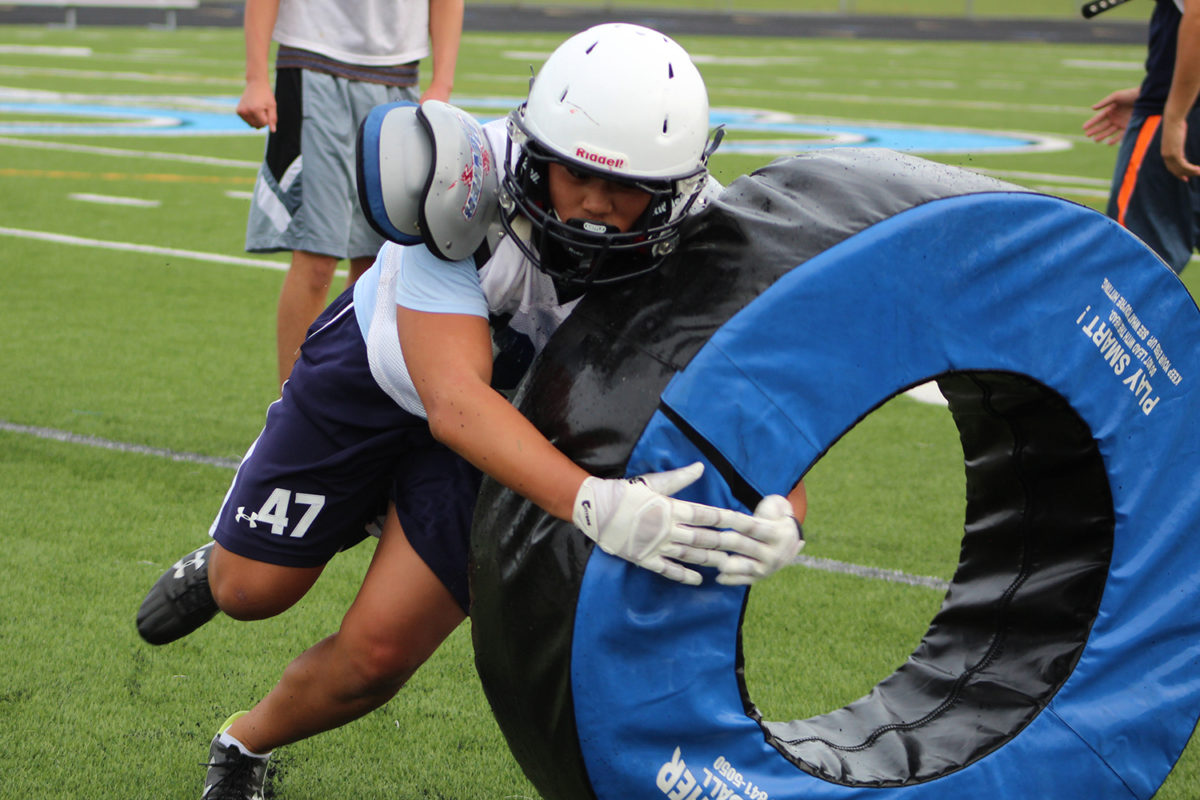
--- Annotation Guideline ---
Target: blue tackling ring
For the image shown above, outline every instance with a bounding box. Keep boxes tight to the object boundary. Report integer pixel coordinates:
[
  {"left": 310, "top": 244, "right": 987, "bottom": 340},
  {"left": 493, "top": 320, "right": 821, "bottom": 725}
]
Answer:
[{"left": 471, "top": 151, "right": 1200, "bottom": 800}]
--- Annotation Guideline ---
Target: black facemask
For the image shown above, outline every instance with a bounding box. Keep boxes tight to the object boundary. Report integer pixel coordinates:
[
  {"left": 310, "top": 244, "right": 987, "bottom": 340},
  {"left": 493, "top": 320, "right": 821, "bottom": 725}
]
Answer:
[{"left": 498, "top": 140, "right": 696, "bottom": 292}]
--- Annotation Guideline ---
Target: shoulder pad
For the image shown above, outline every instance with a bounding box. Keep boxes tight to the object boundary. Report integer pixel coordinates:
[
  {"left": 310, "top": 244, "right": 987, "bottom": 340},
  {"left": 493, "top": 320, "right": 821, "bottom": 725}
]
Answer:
[
  {"left": 356, "top": 100, "right": 500, "bottom": 262},
  {"left": 417, "top": 101, "right": 501, "bottom": 261},
  {"left": 357, "top": 101, "right": 426, "bottom": 246}
]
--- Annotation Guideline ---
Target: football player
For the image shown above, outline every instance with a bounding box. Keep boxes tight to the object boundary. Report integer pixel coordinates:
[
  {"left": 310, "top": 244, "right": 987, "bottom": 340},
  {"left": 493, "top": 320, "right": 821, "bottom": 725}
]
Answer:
[{"left": 136, "top": 24, "right": 804, "bottom": 799}]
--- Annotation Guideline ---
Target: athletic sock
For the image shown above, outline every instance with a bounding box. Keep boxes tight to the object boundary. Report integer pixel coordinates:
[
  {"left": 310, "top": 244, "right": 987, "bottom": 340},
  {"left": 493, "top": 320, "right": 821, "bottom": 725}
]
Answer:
[{"left": 216, "top": 730, "right": 272, "bottom": 759}]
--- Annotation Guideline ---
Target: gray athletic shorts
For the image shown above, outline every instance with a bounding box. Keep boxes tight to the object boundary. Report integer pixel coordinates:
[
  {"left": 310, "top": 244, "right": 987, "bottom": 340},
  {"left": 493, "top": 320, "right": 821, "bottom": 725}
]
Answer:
[{"left": 245, "top": 68, "right": 418, "bottom": 259}]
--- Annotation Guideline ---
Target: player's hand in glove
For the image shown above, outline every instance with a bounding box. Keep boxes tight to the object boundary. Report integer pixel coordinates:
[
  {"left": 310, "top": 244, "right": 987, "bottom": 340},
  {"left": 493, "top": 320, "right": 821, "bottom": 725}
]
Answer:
[
  {"left": 572, "top": 462, "right": 757, "bottom": 586},
  {"left": 715, "top": 493, "right": 804, "bottom": 586}
]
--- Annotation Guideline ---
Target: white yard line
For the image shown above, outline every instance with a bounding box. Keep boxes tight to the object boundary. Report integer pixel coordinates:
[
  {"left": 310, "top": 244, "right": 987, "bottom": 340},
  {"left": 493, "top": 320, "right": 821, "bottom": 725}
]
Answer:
[
  {"left": 0, "top": 417, "right": 954, "bottom": 593},
  {"left": 0, "top": 64, "right": 240, "bottom": 86},
  {"left": 0, "top": 419, "right": 241, "bottom": 470},
  {"left": 0, "top": 130, "right": 1102, "bottom": 192},
  {"left": 720, "top": 88, "right": 1092, "bottom": 117},
  {"left": 0, "top": 45, "right": 92, "bottom": 56},
  {"left": 0, "top": 225, "right": 289, "bottom": 270},
  {"left": 795, "top": 555, "right": 949, "bottom": 592},
  {"left": 975, "top": 168, "right": 1111, "bottom": 186},
  {"left": 1029, "top": 185, "right": 1111, "bottom": 199},
  {"left": 0, "top": 135, "right": 259, "bottom": 168},
  {"left": 69, "top": 192, "right": 160, "bottom": 207}
]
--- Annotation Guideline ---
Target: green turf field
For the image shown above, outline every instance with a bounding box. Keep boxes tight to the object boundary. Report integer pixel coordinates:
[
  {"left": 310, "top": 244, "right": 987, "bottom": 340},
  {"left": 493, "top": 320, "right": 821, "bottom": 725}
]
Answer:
[
  {"left": 1, "top": 15, "right": 1198, "bottom": 799},
  {"left": 462, "top": 0, "right": 1149, "bottom": 21}
]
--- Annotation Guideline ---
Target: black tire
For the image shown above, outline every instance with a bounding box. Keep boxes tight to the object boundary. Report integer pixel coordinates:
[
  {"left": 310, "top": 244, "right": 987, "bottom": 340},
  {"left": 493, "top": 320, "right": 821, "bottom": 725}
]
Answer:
[{"left": 472, "top": 151, "right": 1200, "bottom": 800}]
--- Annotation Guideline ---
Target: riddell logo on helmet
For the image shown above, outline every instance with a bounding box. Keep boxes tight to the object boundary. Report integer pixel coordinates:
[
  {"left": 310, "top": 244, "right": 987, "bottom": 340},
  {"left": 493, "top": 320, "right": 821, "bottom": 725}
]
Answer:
[{"left": 575, "top": 147, "right": 625, "bottom": 169}]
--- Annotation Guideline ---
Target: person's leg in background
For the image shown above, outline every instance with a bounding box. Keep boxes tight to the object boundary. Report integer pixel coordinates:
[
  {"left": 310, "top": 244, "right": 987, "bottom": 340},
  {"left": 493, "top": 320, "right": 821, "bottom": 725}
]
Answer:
[{"left": 272, "top": 76, "right": 418, "bottom": 388}]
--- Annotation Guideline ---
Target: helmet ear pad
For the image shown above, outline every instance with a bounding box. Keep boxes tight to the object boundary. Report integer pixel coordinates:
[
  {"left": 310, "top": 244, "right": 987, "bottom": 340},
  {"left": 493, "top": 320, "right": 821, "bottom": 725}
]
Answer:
[{"left": 514, "top": 143, "right": 552, "bottom": 218}]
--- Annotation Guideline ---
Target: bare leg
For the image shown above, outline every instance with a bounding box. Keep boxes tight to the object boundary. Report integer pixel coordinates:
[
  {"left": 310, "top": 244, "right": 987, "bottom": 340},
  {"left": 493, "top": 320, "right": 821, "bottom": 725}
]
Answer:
[
  {"left": 226, "top": 506, "right": 465, "bottom": 752},
  {"left": 276, "top": 250, "right": 338, "bottom": 389},
  {"left": 209, "top": 544, "right": 324, "bottom": 620},
  {"left": 787, "top": 480, "right": 807, "bottom": 523},
  {"left": 346, "top": 254, "right": 376, "bottom": 286}
]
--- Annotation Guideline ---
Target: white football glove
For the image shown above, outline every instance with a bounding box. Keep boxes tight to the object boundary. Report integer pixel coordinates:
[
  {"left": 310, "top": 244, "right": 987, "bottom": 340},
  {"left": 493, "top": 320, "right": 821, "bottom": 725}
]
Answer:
[
  {"left": 572, "top": 462, "right": 758, "bottom": 585},
  {"left": 715, "top": 494, "right": 804, "bottom": 586}
]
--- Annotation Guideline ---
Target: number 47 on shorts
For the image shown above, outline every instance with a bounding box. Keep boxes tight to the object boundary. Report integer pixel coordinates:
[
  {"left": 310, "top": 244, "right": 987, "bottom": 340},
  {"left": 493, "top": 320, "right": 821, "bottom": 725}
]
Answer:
[{"left": 235, "top": 488, "right": 326, "bottom": 538}]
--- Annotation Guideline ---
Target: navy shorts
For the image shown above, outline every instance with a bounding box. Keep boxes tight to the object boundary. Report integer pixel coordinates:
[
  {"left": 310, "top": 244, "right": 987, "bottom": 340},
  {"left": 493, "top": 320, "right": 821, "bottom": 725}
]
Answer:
[
  {"left": 210, "top": 289, "right": 482, "bottom": 612},
  {"left": 1106, "top": 107, "right": 1200, "bottom": 274}
]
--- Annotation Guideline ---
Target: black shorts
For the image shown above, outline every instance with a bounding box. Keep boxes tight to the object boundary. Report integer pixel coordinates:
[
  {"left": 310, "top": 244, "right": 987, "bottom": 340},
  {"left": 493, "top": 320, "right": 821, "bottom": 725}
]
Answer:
[{"left": 210, "top": 289, "right": 481, "bottom": 612}]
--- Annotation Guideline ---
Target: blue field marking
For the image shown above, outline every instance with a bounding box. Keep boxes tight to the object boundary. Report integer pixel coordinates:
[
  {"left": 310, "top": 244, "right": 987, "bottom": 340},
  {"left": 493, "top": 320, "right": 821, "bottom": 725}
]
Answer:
[
  {"left": 0, "top": 97, "right": 256, "bottom": 136},
  {"left": 0, "top": 94, "right": 1066, "bottom": 154}
]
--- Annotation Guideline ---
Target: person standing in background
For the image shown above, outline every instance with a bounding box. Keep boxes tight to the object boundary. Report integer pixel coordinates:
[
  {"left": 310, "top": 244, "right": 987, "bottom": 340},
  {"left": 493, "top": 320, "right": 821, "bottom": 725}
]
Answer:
[
  {"left": 237, "top": 0, "right": 463, "bottom": 388},
  {"left": 1084, "top": 0, "right": 1200, "bottom": 274}
]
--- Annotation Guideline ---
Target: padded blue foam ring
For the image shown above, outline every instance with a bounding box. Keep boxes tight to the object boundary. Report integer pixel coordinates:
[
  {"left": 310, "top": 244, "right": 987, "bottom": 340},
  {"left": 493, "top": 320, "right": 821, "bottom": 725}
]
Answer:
[{"left": 470, "top": 150, "right": 1200, "bottom": 800}]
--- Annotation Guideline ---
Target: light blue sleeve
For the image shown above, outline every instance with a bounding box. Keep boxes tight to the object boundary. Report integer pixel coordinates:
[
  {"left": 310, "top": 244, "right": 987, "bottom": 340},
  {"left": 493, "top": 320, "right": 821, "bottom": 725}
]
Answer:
[{"left": 394, "top": 245, "right": 489, "bottom": 317}]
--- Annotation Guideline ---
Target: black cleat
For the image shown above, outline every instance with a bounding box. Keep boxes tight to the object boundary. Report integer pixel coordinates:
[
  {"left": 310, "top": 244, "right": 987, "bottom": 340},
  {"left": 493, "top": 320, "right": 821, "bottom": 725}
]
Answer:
[
  {"left": 136, "top": 541, "right": 220, "bottom": 645},
  {"left": 202, "top": 716, "right": 268, "bottom": 800}
]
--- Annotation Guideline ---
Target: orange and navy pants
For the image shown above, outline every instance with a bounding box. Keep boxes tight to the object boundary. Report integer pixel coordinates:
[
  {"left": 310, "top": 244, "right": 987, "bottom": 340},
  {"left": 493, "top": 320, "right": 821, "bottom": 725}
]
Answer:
[{"left": 1105, "top": 107, "right": 1200, "bottom": 275}]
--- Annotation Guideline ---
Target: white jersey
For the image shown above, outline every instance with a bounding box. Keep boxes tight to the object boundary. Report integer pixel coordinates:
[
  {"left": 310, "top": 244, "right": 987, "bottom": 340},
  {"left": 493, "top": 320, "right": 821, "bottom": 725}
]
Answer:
[
  {"left": 354, "top": 235, "right": 578, "bottom": 418},
  {"left": 273, "top": 0, "right": 431, "bottom": 66}
]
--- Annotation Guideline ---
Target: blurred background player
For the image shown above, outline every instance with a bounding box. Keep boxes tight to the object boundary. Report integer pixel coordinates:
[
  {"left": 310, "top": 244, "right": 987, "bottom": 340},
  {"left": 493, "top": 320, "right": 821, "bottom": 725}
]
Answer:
[
  {"left": 237, "top": 0, "right": 463, "bottom": 388},
  {"left": 1083, "top": 0, "right": 1200, "bottom": 274},
  {"left": 139, "top": 24, "right": 804, "bottom": 799}
]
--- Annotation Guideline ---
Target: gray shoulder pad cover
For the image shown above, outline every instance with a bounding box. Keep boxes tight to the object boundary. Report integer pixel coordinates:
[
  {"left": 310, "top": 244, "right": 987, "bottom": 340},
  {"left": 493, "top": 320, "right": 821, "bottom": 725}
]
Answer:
[
  {"left": 416, "top": 100, "right": 501, "bottom": 261},
  {"left": 358, "top": 102, "right": 427, "bottom": 245}
]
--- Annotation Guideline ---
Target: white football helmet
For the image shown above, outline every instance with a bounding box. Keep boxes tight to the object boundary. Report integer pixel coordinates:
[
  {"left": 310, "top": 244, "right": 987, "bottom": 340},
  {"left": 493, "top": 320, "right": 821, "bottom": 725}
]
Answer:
[{"left": 499, "top": 23, "right": 723, "bottom": 288}]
